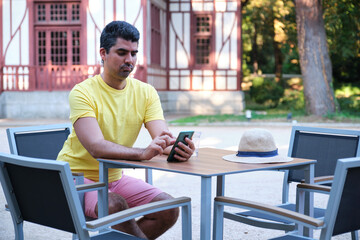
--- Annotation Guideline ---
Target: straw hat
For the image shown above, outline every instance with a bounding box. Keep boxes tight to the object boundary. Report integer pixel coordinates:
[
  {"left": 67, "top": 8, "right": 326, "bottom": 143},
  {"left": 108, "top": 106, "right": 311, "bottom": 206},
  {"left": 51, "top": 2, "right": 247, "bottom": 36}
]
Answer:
[{"left": 223, "top": 128, "right": 293, "bottom": 164}]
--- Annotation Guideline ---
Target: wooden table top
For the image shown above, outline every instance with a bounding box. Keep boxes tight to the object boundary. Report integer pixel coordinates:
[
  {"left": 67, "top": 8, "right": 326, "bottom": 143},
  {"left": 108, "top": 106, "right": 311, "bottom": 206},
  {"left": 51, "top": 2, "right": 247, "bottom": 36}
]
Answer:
[{"left": 98, "top": 148, "right": 316, "bottom": 177}]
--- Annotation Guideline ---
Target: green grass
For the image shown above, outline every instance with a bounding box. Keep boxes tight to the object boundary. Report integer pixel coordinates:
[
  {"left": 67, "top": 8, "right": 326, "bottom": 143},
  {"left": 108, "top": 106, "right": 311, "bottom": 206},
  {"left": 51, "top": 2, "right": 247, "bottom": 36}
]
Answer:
[{"left": 168, "top": 110, "right": 360, "bottom": 125}]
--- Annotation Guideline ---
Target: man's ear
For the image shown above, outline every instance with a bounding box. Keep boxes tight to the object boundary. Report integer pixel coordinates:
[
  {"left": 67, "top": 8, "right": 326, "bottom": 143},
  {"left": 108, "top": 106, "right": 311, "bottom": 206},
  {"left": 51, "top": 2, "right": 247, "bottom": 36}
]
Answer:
[{"left": 99, "top": 48, "right": 106, "bottom": 62}]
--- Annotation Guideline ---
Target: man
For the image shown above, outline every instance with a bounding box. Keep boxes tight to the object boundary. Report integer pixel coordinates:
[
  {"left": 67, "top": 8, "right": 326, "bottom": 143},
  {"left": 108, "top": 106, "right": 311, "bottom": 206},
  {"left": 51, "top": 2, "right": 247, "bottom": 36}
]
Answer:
[{"left": 57, "top": 20, "right": 194, "bottom": 239}]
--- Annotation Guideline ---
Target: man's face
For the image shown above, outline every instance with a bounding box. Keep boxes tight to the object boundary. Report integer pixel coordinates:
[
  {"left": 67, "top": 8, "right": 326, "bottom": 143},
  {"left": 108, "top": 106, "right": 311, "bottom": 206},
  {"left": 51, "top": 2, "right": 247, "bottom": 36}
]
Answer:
[{"left": 101, "top": 37, "right": 138, "bottom": 80}]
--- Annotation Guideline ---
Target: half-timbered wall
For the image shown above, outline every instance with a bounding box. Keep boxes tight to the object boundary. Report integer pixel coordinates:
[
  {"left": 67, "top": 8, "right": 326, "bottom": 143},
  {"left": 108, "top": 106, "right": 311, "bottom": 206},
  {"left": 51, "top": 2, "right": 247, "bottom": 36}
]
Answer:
[
  {"left": 86, "top": 0, "right": 146, "bottom": 66},
  {"left": 0, "top": 0, "right": 147, "bottom": 92},
  {"left": 168, "top": 0, "right": 241, "bottom": 91},
  {"left": 0, "top": 0, "right": 245, "bottom": 118},
  {"left": 146, "top": 0, "right": 168, "bottom": 89}
]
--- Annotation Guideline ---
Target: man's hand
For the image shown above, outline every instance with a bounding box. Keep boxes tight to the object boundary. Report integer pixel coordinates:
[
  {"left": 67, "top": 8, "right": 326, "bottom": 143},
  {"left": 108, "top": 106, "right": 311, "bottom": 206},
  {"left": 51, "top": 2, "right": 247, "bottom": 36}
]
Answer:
[
  {"left": 144, "top": 120, "right": 195, "bottom": 162},
  {"left": 141, "top": 131, "right": 176, "bottom": 160},
  {"left": 172, "top": 137, "right": 195, "bottom": 162}
]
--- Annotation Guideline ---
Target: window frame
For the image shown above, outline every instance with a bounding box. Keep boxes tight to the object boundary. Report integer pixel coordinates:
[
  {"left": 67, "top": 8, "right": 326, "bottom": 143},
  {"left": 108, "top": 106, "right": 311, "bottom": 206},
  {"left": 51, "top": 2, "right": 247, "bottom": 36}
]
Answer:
[
  {"left": 191, "top": 13, "right": 214, "bottom": 69},
  {"left": 33, "top": 1, "right": 82, "bottom": 66},
  {"left": 150, "top": 3, "right": 161, "bottom": 66}
]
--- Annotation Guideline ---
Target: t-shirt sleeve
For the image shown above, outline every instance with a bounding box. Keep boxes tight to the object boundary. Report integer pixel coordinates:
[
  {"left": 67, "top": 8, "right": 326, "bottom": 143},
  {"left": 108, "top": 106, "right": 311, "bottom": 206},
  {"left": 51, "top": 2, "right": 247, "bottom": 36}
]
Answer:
[
  {"left": 144, "top": 85, "right": 165, "bottom": 123},
  {"left": 69, "top": 86, "right": 97, "bottom": 124}
]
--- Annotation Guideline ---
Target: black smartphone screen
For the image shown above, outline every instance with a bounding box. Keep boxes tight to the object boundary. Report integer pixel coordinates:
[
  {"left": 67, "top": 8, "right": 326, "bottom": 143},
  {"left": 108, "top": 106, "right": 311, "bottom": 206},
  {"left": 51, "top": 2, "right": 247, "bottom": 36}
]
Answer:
[{"left": 167, "top": 131, "right": 194, "bottom": 162}]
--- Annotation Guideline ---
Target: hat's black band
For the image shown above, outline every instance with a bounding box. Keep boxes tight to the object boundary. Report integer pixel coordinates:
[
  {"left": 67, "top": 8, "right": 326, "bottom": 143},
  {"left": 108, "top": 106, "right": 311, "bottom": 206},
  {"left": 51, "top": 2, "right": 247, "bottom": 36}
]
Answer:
[{"left": 236, "top": 149, "right": 278, "bottom": 157}]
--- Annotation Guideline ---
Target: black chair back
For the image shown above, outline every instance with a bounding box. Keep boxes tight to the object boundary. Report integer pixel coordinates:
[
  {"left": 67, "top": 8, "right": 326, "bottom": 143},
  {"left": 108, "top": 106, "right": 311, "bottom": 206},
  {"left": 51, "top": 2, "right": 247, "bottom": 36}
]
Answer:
[
  {"left": 13, "top": 129, "right": 70, "bottom": 160},
  {"left": 332, "top": 166, "right": 360, "bottom": 236},
  {"left": 289, "top": 129, "right": 359, "bottom": 182},
  {"left": 4, "top": 162, "right": 76, "bottom": 233}
]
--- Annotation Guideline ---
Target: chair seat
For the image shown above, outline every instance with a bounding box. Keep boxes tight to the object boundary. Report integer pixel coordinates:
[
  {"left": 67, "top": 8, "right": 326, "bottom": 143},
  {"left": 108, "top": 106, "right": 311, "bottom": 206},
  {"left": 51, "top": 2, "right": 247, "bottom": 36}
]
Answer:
[
  {"left": 91, "top": 230, "right": 144, "bottom": 240},
  {"left": 269, "top": 234, "right": 314, "bottom": 240},
  {"left": 236, "top": 203, "right": 325, "bottom": 224}
]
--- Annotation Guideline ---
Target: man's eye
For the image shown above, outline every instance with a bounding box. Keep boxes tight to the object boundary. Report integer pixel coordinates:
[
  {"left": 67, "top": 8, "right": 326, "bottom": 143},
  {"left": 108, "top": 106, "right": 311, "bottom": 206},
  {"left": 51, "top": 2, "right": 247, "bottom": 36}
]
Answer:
[
  {"left": 118, "top": 52, "right": 127, "bottom": 56},
  {"left": 131, "top": 52, "right": 137, "bottom": 57}
]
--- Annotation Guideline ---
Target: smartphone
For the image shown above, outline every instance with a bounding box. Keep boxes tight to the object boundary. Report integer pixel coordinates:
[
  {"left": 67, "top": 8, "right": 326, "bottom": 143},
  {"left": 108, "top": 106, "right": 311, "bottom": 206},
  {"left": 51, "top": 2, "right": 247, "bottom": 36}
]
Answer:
[{"left": 167, "top": 131, "right": 194, "bottom": 162}]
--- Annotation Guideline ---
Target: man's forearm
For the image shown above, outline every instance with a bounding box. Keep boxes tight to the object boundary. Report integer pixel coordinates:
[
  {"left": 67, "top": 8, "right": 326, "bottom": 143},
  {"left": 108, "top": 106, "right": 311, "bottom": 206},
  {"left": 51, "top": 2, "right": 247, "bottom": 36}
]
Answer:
[{"left": 88, "top": 139, "right": 145, "bottom": 160}]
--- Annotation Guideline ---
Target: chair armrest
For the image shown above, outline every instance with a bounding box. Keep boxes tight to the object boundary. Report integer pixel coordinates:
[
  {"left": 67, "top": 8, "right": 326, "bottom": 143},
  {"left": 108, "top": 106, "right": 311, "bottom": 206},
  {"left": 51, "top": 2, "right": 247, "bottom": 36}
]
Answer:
[
  {"left": 314, "top": 175, "right": 333, "bottom": 183},
  {"left": 76, "top": 182, "right": 106, "bottom": 193},
  {"left": 297, "top": 183, "right": 331, "bottom": 194},
  {"left": 72, "top": 172, "right": 84, "bottom": 177},
  {"left": 86, "top": 196, "right": 191, "bottom": 231},
  {"left": 215, "top": 196, "right": 324, "bottom": 228},
  {"left": 301, "top": 175, "right": 333, "bottom": 184}
]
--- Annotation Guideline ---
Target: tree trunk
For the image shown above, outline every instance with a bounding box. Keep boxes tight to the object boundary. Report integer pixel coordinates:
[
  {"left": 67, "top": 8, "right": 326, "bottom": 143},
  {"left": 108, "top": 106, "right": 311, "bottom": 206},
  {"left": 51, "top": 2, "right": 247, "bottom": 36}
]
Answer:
[
  {"left": 252, "top": 23, "right": 259, "bottom": 74},
  {"left": 274, "top": 42, "right": 283, "bottom": 83},
  {"left": 273, "top": 27, "right": 283, "bottom": 84},
  {"left": 295, "top": 0, "right": 336, "bottom": 116}
]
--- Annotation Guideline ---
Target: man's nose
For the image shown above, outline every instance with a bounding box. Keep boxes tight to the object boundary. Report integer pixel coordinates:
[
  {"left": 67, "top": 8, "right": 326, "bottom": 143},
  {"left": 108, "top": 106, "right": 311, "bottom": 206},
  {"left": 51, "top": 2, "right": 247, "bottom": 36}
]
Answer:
[{"left": 124, "top": 53, "right": 134, "bottom": 64}]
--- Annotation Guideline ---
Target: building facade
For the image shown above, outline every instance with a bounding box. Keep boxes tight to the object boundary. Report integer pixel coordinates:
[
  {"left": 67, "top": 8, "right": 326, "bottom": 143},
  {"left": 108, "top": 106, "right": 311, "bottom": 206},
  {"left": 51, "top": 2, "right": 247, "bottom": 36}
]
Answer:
[{"left": 0, "top": 0, "right": 244, "bottom": 118}]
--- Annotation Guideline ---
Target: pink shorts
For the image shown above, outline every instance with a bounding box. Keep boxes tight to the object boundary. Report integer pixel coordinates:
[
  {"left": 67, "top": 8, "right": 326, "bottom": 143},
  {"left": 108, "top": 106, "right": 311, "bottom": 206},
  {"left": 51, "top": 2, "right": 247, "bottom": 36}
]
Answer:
[{"left": 84, "top": 174, "right": 163, "bottom": 218}]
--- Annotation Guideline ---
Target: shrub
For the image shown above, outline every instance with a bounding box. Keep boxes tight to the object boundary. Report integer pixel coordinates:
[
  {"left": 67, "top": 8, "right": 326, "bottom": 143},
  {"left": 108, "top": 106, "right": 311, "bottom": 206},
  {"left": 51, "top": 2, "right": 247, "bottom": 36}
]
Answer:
[
  {"left": 280, "top": 89, "right": 305, "bottom": 111},
  {"left": 249, "top": 77, "right": 284, "bottom": 108},
  {"left": 337, "top": 96, "right": 360, "bottom": 113},
  {"left": 335, "top": 84, "right": 360, "bottom": 113}
]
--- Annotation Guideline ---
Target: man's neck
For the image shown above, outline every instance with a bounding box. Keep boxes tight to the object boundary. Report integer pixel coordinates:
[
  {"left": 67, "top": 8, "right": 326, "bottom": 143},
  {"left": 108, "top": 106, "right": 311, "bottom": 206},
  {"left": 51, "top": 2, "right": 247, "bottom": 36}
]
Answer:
[{"left": 101, "top": 73, "right": 127, "bottom": 90}]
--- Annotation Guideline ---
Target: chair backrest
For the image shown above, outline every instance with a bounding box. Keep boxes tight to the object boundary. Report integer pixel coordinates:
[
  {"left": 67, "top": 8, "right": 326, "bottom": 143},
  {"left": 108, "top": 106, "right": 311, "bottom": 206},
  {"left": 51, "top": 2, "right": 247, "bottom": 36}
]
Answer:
[
  {"left": 6, "top": 123, "right": 72, "bottom": 160},
  {"left": 0, "top": 153, "right": 89, "bottom": 238},
  {"left": 287, "top": 126, "right": 360, "bottom": 182},
  {"left": 321, "top": 157, "right": 360, "bottom": 239}
]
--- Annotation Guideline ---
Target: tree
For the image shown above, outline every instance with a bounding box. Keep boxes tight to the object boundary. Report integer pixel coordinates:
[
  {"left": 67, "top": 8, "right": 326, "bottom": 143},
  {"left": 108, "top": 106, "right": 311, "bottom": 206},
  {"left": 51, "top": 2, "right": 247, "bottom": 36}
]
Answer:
[
  {"left": 295, "top": 0, "right": 336, "bottom": 115},
  {"left": 323, "top": 0, "right": 360, "bottom": 85},
  {"left": 242, "top": 0, "right": 298, "bottom": 80}
]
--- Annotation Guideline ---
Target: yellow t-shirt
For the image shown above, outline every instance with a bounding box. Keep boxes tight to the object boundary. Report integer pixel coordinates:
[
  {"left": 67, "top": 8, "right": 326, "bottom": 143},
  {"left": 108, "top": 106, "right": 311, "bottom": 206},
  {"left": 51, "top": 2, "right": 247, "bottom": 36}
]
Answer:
[{"left": 57, "top": 74, "right": 164, "bottom": 182}]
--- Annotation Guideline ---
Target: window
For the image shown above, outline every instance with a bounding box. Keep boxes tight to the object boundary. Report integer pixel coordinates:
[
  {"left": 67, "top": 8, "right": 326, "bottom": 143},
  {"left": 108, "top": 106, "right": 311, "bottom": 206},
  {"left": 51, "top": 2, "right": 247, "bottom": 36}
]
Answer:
[
  {"left": 50, "top": 4, "right": 68, "bottom": 21},
  {"left": 72, "top": 31, "right": 80, "bottom": 65},
  {"left": 38, "top": 31, "right": 46, "bottom": 66},
  {"left": 37, "top": 4, "right": 46, "bottom": 21},
  {"left": 193, "top": 14, "right": 212, "bottom": 66},
  {"left": 34, "top": 1, "right": 82, "bottom": 66},
  {"left": 196, "top": 38, "right": 211, "bottom": 64},
  {"left": 51, "top": 31, "right": 67, "bottom": 65},
  {"left": 151, "top": 4, "right": 161, "bottom": 65},
  {"left": 72, "top": 4, "right": 80, "bottom": 21},
  {"left": 35, "top": 2, "right": 80, "bottom": 23}
]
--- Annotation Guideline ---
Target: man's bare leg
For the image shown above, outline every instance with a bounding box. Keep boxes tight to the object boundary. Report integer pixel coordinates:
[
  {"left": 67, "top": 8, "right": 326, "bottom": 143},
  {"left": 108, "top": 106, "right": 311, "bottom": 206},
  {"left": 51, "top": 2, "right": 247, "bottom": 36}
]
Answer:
[
  {"left": 137, "top": 193, "right": 179, "bottom": 240},
  {"left": 95, "top": 192, "right": 148, "bottom": 239}
]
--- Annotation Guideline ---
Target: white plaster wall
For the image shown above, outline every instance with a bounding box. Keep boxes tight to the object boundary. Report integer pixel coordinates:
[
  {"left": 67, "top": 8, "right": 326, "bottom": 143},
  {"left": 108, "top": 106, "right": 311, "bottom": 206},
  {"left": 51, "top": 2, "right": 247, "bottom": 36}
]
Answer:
[
  {"left": 0, "top": 91, "right": 244, "bottom": 119},
  {"left": 0, "top": 91, "right": 70, "bottom": 119},
  {"left": 159, "top": 91, "right": 245, "bottom": 115}
]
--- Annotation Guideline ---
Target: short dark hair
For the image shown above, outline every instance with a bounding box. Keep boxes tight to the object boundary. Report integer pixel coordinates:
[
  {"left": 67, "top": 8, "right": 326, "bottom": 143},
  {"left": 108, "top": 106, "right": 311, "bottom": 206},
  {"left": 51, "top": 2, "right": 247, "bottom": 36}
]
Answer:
[{"left": 100, "top": 21, "right": 140, "bottom": 53}]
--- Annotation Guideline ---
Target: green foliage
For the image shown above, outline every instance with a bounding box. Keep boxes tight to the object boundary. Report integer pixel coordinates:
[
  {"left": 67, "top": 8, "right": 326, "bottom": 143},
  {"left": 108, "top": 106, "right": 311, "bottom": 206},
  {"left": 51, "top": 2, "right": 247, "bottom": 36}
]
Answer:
[
  {"left": 242, "top": 0, "right": 298, "bottom": 76},
  {"left": 279, "top": 89, "right": 305, "bottom": 111},
  {"left": 241, "top": 0, "right": 360, "bottom": 84},
  {"left": 249, "top": 77, "right": 284, "bottom": 107},
  {"left": 337, "top": 96, "right": 360, "bottom": 113},
  {"left": 335, "top": 84, "right": 360, "bottom": 97},
  {"left": 281, "top": 44, "right": 300, "bottom": 74},
  {"left": 323, "top": 0, "right": 360, "bottom": 83},
  {"left": 335, "top": 84, "right": 360, "bottom": 113}
]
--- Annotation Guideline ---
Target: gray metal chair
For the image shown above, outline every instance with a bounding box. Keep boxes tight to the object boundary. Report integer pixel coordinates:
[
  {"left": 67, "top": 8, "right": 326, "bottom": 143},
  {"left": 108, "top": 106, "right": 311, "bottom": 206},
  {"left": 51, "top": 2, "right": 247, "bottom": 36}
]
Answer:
[
  {"left": 6, "top": 123, "right": 154, "bottom": 185},
  {"left": 5, "top": 123, "right": 104, "bottom": 239},
  {"left": 6, "top": 123, "right": 85, "bottom": 182},
  {"left": 7, "top": 123, "right": 72, "bottom": 160},
  {"left": 214, "top": 157, "right": 360, "bottom": 240},
  {"left": 0, "top": 153, "right": 192, "bottom": 240},
  {"left": 222, "top": 126, "right": 360, "bottom": 236}
]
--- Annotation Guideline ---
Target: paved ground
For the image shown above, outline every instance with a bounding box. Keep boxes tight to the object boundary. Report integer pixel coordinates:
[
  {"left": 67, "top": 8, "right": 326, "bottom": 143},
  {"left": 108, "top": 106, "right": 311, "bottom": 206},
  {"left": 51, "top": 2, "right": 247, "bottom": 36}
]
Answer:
[{"left": 0, "top": 118, "right": 359, "bottom": 239}]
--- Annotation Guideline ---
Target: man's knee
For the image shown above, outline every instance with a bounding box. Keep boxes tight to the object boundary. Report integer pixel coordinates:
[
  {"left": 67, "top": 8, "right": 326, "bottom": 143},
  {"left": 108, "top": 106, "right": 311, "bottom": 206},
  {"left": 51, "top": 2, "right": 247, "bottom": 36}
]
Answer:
[
  {"left": 95, "top": 192, "right": 129, "bottom": 216},
  {"left": 108, "top": 192, "right": 129, "bottom": 214},
  {"left": 150, "top": 192, "right": 179, "bottom": 224}
]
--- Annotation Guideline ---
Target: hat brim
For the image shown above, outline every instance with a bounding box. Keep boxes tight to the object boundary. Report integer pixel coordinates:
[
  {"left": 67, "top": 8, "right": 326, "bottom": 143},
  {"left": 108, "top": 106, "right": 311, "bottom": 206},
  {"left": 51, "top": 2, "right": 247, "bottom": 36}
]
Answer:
[{"left": 222, "top": 154, "right": 293, "bottom": 164}]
